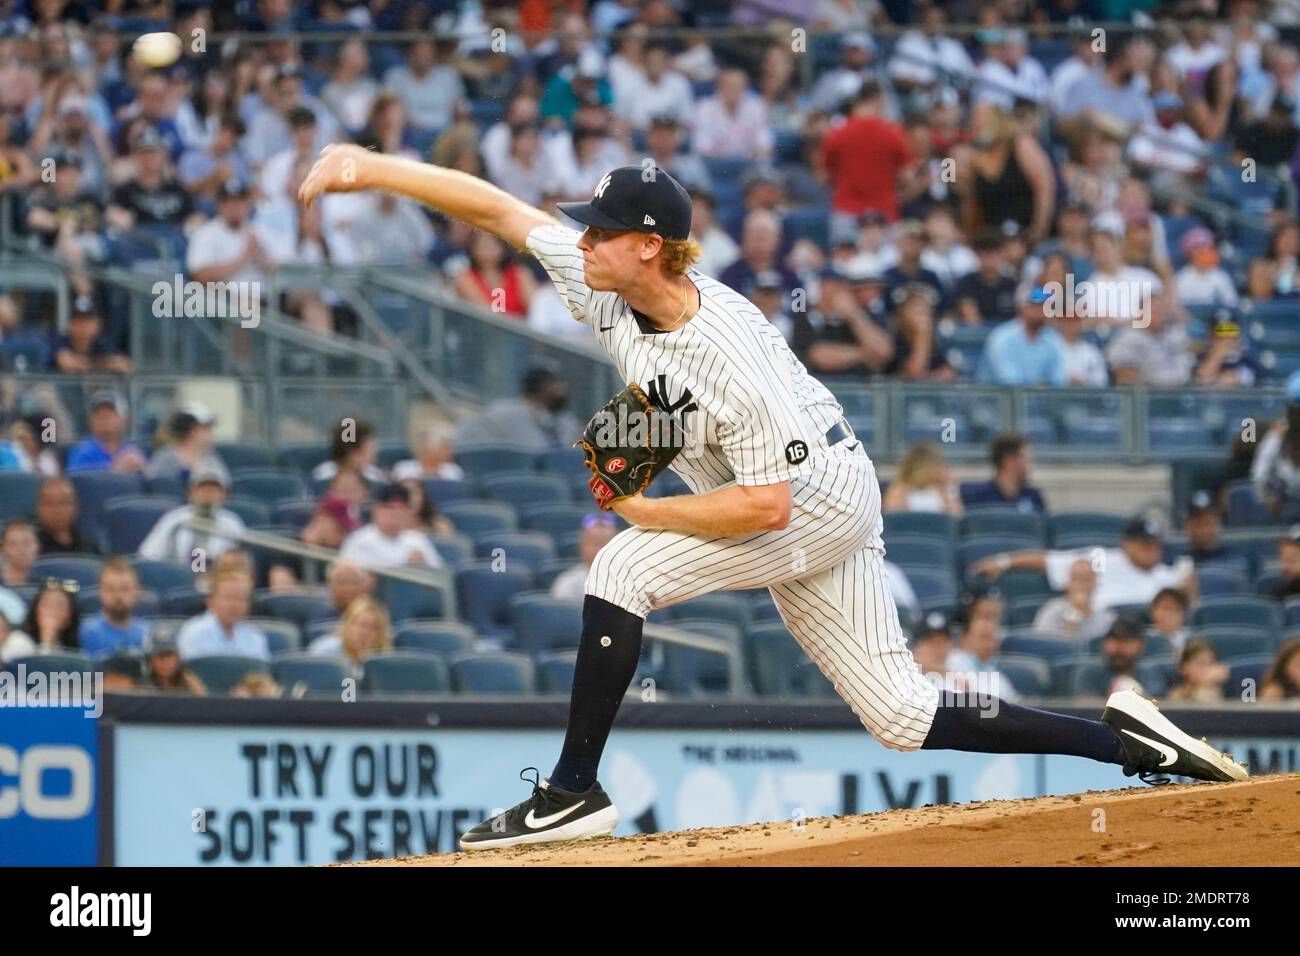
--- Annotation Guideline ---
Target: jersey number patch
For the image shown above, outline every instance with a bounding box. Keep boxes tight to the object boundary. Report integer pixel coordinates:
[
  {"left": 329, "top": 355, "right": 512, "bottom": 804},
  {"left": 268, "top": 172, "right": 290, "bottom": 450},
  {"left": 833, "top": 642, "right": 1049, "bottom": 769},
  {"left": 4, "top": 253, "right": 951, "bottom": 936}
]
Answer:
[{"left": 785, "top": 440, "right": 809, "bottom": 465}]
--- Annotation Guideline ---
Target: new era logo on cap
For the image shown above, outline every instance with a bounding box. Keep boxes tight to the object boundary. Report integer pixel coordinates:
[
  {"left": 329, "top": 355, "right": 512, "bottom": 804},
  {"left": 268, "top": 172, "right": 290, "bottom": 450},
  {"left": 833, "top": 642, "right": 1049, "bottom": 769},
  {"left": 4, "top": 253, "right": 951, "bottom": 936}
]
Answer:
[
  {"left": 643, "top": 215, "right": 655, "bottom": 226},
  {"left": 558, "top": 165, "right": 692, "bottom": 241}
]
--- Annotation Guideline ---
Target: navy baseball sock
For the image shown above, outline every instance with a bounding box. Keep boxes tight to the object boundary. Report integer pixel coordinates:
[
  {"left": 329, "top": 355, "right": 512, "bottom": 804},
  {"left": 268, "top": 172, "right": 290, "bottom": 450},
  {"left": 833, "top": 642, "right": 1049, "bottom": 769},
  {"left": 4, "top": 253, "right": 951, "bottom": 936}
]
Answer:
[
  {"left": 549, "top": 596, "right": 644, "bottom": 792},
  {"left": 921, "top": 692, "right": 1126, "bottom": 764}
]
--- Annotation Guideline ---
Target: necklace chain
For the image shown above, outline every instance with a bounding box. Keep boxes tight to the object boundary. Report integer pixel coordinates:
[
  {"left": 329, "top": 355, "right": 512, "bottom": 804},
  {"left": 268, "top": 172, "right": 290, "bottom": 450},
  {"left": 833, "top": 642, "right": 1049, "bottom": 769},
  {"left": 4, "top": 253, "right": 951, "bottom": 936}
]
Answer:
[{"left": 666, "top": 277, "right": 690, "bottom": 330}]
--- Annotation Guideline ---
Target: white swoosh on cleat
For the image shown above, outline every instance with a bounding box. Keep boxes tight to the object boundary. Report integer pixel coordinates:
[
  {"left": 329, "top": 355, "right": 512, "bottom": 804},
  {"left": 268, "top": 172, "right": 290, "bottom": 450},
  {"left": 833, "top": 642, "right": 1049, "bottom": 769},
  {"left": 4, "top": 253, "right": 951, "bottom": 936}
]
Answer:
[
  {"left": 1122, "top": 729, "right": 1179, "bottom": 767},
  {"left": 524, "top": 801, "right": 585, "bottom": 829}
]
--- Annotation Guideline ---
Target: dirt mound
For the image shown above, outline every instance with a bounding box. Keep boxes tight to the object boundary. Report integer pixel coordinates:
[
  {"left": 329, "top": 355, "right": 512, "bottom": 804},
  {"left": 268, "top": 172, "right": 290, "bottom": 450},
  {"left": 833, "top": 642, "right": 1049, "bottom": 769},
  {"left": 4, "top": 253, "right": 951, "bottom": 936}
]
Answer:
[{"left": 348, "top": 773, "right": 1300, "bottom": 867}]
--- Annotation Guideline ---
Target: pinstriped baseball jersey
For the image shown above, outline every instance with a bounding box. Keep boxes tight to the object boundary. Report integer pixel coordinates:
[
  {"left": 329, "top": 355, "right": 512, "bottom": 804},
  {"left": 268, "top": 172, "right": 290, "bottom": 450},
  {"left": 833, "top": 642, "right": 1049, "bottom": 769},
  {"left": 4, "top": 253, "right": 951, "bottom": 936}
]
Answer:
[{"left": 526, "top": 223, "right": 849, "bottom": 492}]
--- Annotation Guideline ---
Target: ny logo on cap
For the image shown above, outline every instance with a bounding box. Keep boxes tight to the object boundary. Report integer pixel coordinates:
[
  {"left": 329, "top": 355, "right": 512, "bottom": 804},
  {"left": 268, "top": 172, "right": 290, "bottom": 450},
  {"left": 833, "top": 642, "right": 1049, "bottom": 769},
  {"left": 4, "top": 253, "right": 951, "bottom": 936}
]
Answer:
[{"left": 593, "top": 173, "right": 613, "bottom": 198}]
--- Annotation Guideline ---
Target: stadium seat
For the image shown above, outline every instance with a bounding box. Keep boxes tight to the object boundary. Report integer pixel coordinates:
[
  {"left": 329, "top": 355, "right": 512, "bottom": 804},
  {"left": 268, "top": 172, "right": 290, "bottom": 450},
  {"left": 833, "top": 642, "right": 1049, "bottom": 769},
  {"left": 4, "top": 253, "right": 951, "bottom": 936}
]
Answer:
[
  {"left": 994, "top": 570, "right": 1055, "bottom": 603},
  {"left": 393, "top": 620, "right": 475, "bottom": 656},
  {"left": 103, "top": 497, "right": 178, "bottom": 554},
  {"left": 272, "top": 498, "right": 318, "bottom": 531},
  {"left": 223, "top": 497, "right": 271, "bottom": 527},
  {"left": 376, "top": 444, "right": 411, "bottom": 470},
  {"left": 671, "top": 619, "right": 743, "bottom": 645},
  {"left": 248, "top": 618, "right": 302, "bottom": 655},
  {"left": 1285, "top": 597, "right": 1300, "bottom": 627},
  {"left": 32, "top": 554, "right": 103, "bottom": 587},
  {"left": 510, "top": 593, "right": 582, "bottom": 653},
  {"left": 273, "top": 654, "right": 348, "bottom": 695},
  {"left": 215, "top": 443, "right": 278, "bottom": 471},
  {"left": 744, "top": 622, "right": 836, "bottom": 698},
  {"left": 254, "top": 590, "right": 334, "bottom": 628},
  {"left": 450, "top": 651, "right": 535, "bottom": 694},
  {"left": 376, "top": 575, "right": 447, "bottom": 622},
  {"left": 882, "top": 511, "right": 957, "bottom": 542},
  {"left": 1197, "top": 564, "right": 1248, "bottom": 597},
  {"left": 161, "top": 586, "right": 207, "bottom": 616},
  {"left": 1005, "top": 596, "right": 1050, "bottom": 629},
  {"left": 1191, "top": 596, "right": 1282, "bottom": 631},
  {"left": 231, "top": 470, "right": 308, "bottom": 502},
  {"left": 1136, "top": 658, "right": 1177, "bottom": 696},
  {"left": 77, "top": 586, "right": 161, "bottom": 618},
  {"left": 999, "top": 633, "right": 1080, "bottom": 662},
  {"left": 885, "top": 535, "right": 953, "bottom": 573},
  {"left": 428, "top": 533, "right": 474, "bottom": 567},
  {"left": 276, "top": 444, "right": 327, "bottom": 475},
  {"left": 145, "top": 473, "right": 186, "bottom": 498},
  {"left": 480, "top": 473, "right": 571, "bottom": 505},
  {"left": 536, "top": 650, "right": 578, "bottom": 694},
  {"left": 1196, "top": 626, "right": 1278, "bottom": 660},
  {"left": 519, "top": 502, "right": 591, "bottom": 538},
  {"left": 455, "top": 563, "right": 534, "bottom": 641},
  {"left": 472, "top": 530, "right": 557, "bottom": 568},
  {"left": 5, "top": 652, "right": 97, "bottom": 677},
  {"left": 362, "top": 652, "right": 452, "bottom": 694},
  {"left": 958, "top": 537, "right": 1040, "bottom": 580},
  {"left": 68, "top": 472, "right": 145, "bottom": 544},
  {"left": 664, "top": 592, "right": 750, "bottom": 627},
  {"left": 0, "top": 473, "right": 43, "bottom": 522},
  {"left": 643, "top": 471, "right": 691, "bottom": 499},
  {"left": 454, "top": 447, "right": 538, "bottom": 480},
  {"left": 994, "top": 654, "right": 1051, "bottom": 696},
  {"left": 536, "top": 447, "right": 587, "bottom": 476},
  {"left": 422, "top": 478, "right": 474, "bottom": 509},
  {"left": 439, "top": 500, "right": 517, "bottom": 537},
  {"left": 660, "top": 640, "right": 734, "bottom": 697},
  {"left": 185, "top": 655, "right": 269, "bottom": 694},
  {"left": 1226, "top": 654, "right": 1275, "bottom": 695},
  {"left": 1048, "top": 513, "right": 1127, "bottom": 548},
  {"left": 533, "top": 558, "right": 575, "bottom": 591},
  {"left": 1225, "top": 481, "right": 1274, "bottom": 527},
  {"left": 960, "top": 509, "right": 1046, "bottom": 544}
]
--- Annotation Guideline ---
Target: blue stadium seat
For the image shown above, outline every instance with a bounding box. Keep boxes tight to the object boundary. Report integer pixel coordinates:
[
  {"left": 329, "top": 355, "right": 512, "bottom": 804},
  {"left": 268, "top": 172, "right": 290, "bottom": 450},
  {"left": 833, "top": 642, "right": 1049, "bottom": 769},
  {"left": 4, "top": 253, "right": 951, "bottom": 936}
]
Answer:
[
  {"left": 68, "top": 472, "right": 146, "bottom": 544},
  {"left": 1048, "top": 512, "right": 1127, "bottom": 548},
  {"left": 272, "top": 498, "right": 318, "bottom": 531},
  {"left": 455, "top": 563, "right": 534, "bottom": 642},
  {"left": 231, "top": 470, "right": 308, "bottom": 502},
  {"left": 536, "top": 650, "right": 578, "bottom": 694},
  {"left": 1197, "top": 564, "right": 1248, "bottom": 597},
  {"left": 144, "top": 473, "right": 186, "bottom": 499},
  {"left": 885, "top": 535, "right": 953, "bottom": 573},
  {"left": 454, "top": 447, "right": 539, "bottom": 480},
  {"left": 994, "top": 654, "right": 1051, "bottom": 696},
  {"left": 958, "top": 537, "right": 1041, "bottom": 580},
  {"left": 536, "top": 447, "right": 586, "bottom": 476},
  {"left": 993, "top": 570, "right": 1055, "bottom": 603},
  {"left": 161, "top": 586, "right": 207, "bottom": 616},
  {"left": 1226, "top": 654, "right": 1275, "bottom": 695},
  {"left": 273, "top": 654, "right": 348, "bottom": 695},
  {"left": 960, "top": 509, "right": 1046, "bottom": 544},
  {"left": 376, "top": 575, "right": 446, "bottom": 622},
  {"left": 1005, "top": 596, "right": 1050, "bottom": 628},
  {"left": 510, "top": 593, "right": 582, "bottom": 654},
  {"left": 0, "top": 472, "right": 43, "bottom": 522},
  {"left": 450, "top": 651, "right": 535, "bottom": 694},
  {"left": 784, "top": 205, "right": 831, "bottom": 250},
  {"left": 1000, "top": 633, "right": 1080, "bottom": 662},
  {"left": 362, "top": 652, "right": 452, "bottom": 694},
  {"left": 660, "top": 640, "right": 734, "bottom": 697},
  {"left": 643, "top": 470, "right": 691, "bottom": 499},
  {"left": 520, "top": 502, "right": 591, "bottom": 538},
  {"left": 377, "top": 444, "right": 411, "bottom": 470},
  {"left": 254, "top": 589, "right": 334, "bottom": 627},
  {"left": 248, "top": 618, "right": 302, "bottom": 654},
  {"left": 185, "top": 655, "right": 269, "bottom": 694},
  {"left": 393, "top": 619, "right": 475, "bottom": 656},
  {"left": 77, "top": 586, "right": 160, "bottom": 618},
  {"left": 439, "top": 500, "right": 517, "bottom": 537},
  {"left": 32, "top": 554, "right": 103, "bottom": 587},
  {"left": 1195, "top": 626, "right": 1279, "bottom": 660},
  {"left": 1191, "top": 596, "right": 1282, "bottom": 631},
  {"left": 422, "top": 478, "right": 474, "bottom": 509},
  {"left": 671, "top": 619, "right": 743, "bottom": 646},
  {"left": 130, "top": 558, "right": 193, "bottom": 594},
  {"left": 1136, "top": 658, "right": 1177, "bottom": 696},
  {"left": 216, "top": 443, "right": 278, "bottom": 471},
  {"left": 223, "top": 496, "right": 271, "bottom": 527},
  {"left": 276, "top": 444, "right": 327, "bottom": 475},
  {"left": 1285, "top": 598, "right": 1300, "bottom": 627},
  {"left": 882, "top": 511, "right": 957, "bottom": 542},
  {"left": 5, "top": 652, "right": 96, "bottom": 677},
  {"left": 472, "top": 531, "right": 557, "bottom": 568},
  {"left": 744, "top": 622, "right": 836, "bottom": 698},
  {"left": 480, "top": 473, "right": 571, "bottom": 505},
  {"left": 1224, "top": 481, "right": 1275, "bottom": 527},
  {"left": 664, "top": 592, "right": 750, "bottom": 627},
  {"left": 103, "top": 497, "right": 177, "bottom": 554},
  {"left": 429, "top": 533, "right": 474, "bottom": 567}
]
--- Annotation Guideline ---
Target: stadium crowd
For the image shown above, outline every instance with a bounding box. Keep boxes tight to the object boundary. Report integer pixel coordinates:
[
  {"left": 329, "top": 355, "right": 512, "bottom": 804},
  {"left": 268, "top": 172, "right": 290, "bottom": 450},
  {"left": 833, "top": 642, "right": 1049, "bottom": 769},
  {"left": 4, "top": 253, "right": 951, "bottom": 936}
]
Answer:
[{"left": 1, "top": 1, "right": 1300, "bottom": 703}]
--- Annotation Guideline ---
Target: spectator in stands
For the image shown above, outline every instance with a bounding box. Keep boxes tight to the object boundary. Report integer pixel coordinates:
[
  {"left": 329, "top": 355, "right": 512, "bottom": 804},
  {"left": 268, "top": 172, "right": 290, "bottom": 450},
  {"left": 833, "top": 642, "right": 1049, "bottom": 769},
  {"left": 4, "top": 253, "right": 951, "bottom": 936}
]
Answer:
[
  {"left": 34, "top": 476, "right": 96, "bottom": 555},
  {"left": 790, "top": 267, "right": 893, "bottom": 377},
  {"left": 1, "top": 579, "right": 81, "bottom": 660},
  {"left": 320, "top": 37, "right": 378, "bottom": 134},
  {"left": 301, "top": 488, "right": 361, "bottom": 550},
  {"left": 454, "top": 231, "right": 537, "bottom": 320},
  {"left": 1175, "top": 228, "right": 1238, "bottom": 308},
  {"left": 177, "top": 569, "right": 268, "bottom": 660},
  {"left": 0, "top": 519, "right": 37, "bottom": 588},
  {"left": 882, "top": 442, "right": 963, "bottom": 516},
  {"left": 909, "top": 611, "right": 955, "bottom": 686},
  {"left": 142, "top": 629, "right": 206, "bottom": 694},
  {"left": 551, "top": 512, "right": 618, "bottom": 603},
  {"left": 178, "top": 112, "right": 250, "bottom": 215},
  {"left": 1167, "top": 639, "right": 1228, "bottom": 703},
  {"left": 1234, "top": 90, "right": 1299, "bottom": 167},
  {"left": 454, "top": 366, "right": 582, "bottom": 452},
  {"left": 231, "top": 673, "right": 282, "bottom": 698},
  {"left": 309, "top": 595, "right": 392, "bottom": 675},
  {"left": 808, "top": 32, "right": 877, "bottom": 115},
  {"left": 540, "top": 47, "right": 612, "bottom": 124},
  {"left": 961, "top": 433, "right": 1046, "bottom": 513},
  {"left": 1095, "top": 615, "right": 1148, "bottom": 696},
  {"left": 399, "top": 476, "right": 454, "bottom": 537},
  {"left": 1195, "top": 311, "right": 1260, "bottom": 388},
  {"left": 1106, "top": 293, "right": 1195, "bottom": 387},
  {"left": 107, "top": 127, "right": 200, "bottom": 236},
  {"left": 1030, "top": 202, "right": 1094, "bottom": 282},
  {"left": 883, "top": 220, "right": 946, "bottom": 316},
  {"left": 1149, "top": 587, "right": 1193, "bottom": 654},
  {"left": 1057, "top": 34, "right": 1154, "bottom": 136},
  {"left": 29, "top": 90, "right": 110, "bottom": 202},
  {"left": 1250, "top": 375, "right": 1300, "bottom": 520},
  {"left": 1127, "top": 92, "right": 1208, "bottom": 182},
  {"left": 259, "top": 107, "right": 322, "bottom": 208},
  {"left": 1261, "top": 638, "right": 1300, "bottom": 701},
  {"left": 312, "top": 419, "right": 386, "bottom": 486},
  {"left": 1033, "top": 559, "right": 1115, "bottom": 643},
  {"left": 884, "top": 289, "right": 954, "bottom": 382},
  {"left": 1270, "top": 525, "right": 1300, "bottom": 600},
  {"left": 821, "top": 80, "right": 913, "bottom": 237},
  {"left": 1246, "top": 219, "right": 1300, "bottom": 300},
  {"left": 392, "top": 424, "right": 466, "bottom": 483},
  {"left": 687, "top": 188, "right": 738, "bottom": 280},
  {"left": 612, "top": 40, "right": 693, "bottom": 131},
  {"left": 186, "top": 179, "right": 277, "bottom": 291},
  {"left": 958, "top": 107, "right": 1055, "bottom": 246},
  {"left": 747, "top": 270, "right": 795, "bottom": 344},
  {"left": 690, "top": 66, "right": 772, "bottom": 162},
  {"left": 48, "top": 295, "right": 131, "bottom": 375},
  {"left": 946, "top": 587, "right": 1017, "bottom": 700},
  {"left": 79, "top": 558, "right": 149, "bottom": 659},
  {"left": 888, "top": 6, "right": 974, "bottom": 95},
  {"left": 919, "top": 206, "right": 977, "bottom": 291},
  {"left": 974, "top": 28, "right": 1049, "bottom": 113},
  {"left": 977, "top": 284, "right": 1066, "bottom": 387},
  {"left": 973, "top": 517, "right": 1197, "bottom": 612},
  {"left": 383, "top": 38, "right": 464, "bottom": 134},
  {"left": 339, "top": 483, "right": 441, "bottom": 569},
  {"left": 0, "top": 113, "right": 37, "bottom": 197},
  {"left": 1057, "top": 309, "right": 1110, "bottom": 387},
  {"left": 955, "top": 231, "right": 1017, "bottom": 326},
  {"left": 114, "top": 69, "right": 183, "bottom": 160},
  {"left": 138, "top": 465, "right": 245, "bottom": 565},
  {"left": 719, "top": 210, "right": 798, "bottom": 299},
  {"left": 325, "top": 559, "right": 374, "bottom": 620},
  {"left": 244, "top": 66, "right": 338, "bottom": 171},
  {"left": 146, "top": 402, "right": 225, "bottom": 487},
  {"left": 1182, "top": 490, "right": 1229, "bottom": 564},
  {"left": 65, "top": 391, "right": 146, "bottom": 474},
  {"left": 489, "top": 122, "right": 557, "bottom": 208},
  {"left": 641, "top": 114, "right": 709, "bottom": 194}
]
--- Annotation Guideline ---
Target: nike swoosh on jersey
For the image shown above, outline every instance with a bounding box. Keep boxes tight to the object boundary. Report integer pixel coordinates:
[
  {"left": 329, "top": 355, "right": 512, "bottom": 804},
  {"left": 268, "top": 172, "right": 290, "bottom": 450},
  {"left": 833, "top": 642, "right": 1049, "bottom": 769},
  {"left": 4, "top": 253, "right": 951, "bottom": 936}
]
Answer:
[
  {"left": 599, "top": 324, "right": 615, "bottom": 332},
  {"left": 524, "top": 801, "right": 586, "bottom": 829},
  {"left": 1121, "top": 729, "right": 1179, "bottom": 767}
]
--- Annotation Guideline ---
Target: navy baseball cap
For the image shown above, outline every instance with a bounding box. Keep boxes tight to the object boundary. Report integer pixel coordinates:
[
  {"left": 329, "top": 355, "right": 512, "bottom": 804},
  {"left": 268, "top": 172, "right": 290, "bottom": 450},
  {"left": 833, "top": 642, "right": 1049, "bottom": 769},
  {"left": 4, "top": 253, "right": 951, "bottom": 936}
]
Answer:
[{"left": 557, "top": 164, "right": 693, "bottom": 241}]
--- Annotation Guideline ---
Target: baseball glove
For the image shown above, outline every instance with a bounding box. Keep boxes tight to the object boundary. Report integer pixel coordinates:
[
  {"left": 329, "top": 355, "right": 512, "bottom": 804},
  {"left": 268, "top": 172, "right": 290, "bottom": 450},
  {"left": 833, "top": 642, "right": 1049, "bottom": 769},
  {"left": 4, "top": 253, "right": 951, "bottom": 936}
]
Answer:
[{"left": 574, "top": 382, "right": 686, "bottom": 510}]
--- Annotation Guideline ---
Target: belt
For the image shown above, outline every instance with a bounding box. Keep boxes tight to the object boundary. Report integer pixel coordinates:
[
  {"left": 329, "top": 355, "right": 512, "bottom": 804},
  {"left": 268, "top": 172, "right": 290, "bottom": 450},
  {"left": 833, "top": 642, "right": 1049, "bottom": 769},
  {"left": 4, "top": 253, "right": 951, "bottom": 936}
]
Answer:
[{"left": 824, "top": 418, "right": 857, "bottom": 448}]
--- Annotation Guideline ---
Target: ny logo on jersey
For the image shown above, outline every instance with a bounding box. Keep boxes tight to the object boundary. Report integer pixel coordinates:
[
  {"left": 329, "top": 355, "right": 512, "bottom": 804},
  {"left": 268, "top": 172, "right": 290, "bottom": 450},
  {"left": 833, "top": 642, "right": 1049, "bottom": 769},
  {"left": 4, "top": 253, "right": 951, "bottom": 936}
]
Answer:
[
  {"left": 593, "top": 173, "right": 613, "bottom": 198},
  {"left": 646, "top": 373, "right": 698, "bottom": 433}
]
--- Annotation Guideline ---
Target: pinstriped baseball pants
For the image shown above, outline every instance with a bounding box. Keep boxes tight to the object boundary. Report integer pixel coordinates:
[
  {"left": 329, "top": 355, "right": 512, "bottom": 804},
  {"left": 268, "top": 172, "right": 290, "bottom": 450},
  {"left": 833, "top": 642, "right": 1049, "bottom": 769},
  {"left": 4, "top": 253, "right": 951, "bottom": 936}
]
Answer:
[{"left": 584, "top": 442, "right": 940, "bottom": 750}]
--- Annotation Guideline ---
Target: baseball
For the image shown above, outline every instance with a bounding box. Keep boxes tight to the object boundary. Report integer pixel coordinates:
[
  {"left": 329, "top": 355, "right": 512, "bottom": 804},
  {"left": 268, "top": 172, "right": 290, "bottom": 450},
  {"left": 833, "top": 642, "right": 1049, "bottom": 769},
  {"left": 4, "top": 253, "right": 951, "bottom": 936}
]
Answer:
[{"left": 132, "top": 32, "right": 182, "bottom": 68}]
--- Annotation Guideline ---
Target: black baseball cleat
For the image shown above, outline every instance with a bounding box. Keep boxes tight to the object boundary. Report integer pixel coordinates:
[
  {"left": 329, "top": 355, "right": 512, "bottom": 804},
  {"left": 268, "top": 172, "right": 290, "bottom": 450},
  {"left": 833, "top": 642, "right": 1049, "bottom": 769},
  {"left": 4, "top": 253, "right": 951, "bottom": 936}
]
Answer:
[
  {"left": 1101, "top": 690, "right": 1248, "bottom": 785},
  {"left": 459, "top": 768, "right": 620, "bottom": 851}
]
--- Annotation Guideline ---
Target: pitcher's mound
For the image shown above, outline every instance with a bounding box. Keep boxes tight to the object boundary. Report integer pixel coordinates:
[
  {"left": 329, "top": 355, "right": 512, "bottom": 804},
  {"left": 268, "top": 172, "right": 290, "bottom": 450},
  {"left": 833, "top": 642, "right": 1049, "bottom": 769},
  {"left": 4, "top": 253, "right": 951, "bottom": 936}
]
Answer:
[{"left": 351, "top": 773, "right": 1300, "bottom": 867}]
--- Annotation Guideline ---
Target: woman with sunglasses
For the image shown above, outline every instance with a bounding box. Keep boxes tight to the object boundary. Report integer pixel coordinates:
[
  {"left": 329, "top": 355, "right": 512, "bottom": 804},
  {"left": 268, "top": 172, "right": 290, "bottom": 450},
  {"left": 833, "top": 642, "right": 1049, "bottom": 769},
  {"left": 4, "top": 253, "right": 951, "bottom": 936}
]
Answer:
[{"left": 0, "top": 580, "right": 82, "bottom": 660}]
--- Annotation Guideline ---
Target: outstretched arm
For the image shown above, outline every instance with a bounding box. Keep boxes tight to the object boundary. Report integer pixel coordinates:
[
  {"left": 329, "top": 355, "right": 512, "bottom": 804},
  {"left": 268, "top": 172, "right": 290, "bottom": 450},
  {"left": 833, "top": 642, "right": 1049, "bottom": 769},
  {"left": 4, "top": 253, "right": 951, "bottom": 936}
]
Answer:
[{"left": 298, "top": 143, "right": 559, "bottom": 250}]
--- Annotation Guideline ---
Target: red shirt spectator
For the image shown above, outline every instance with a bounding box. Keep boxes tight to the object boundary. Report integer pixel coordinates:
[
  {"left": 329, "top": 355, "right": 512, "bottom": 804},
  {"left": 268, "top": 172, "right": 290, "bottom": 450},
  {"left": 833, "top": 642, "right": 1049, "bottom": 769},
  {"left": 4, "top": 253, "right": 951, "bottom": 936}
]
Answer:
[{"left": 822, "top": 81, "right": 914, "bottom": 222}]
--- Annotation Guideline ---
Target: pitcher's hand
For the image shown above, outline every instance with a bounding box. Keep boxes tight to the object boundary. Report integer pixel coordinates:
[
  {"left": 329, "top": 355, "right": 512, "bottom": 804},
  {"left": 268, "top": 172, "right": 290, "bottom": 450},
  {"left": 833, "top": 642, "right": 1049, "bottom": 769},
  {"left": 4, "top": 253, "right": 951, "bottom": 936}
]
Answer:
[{"left": 298, "top": 143, "right": 374, "bottom": 207}]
